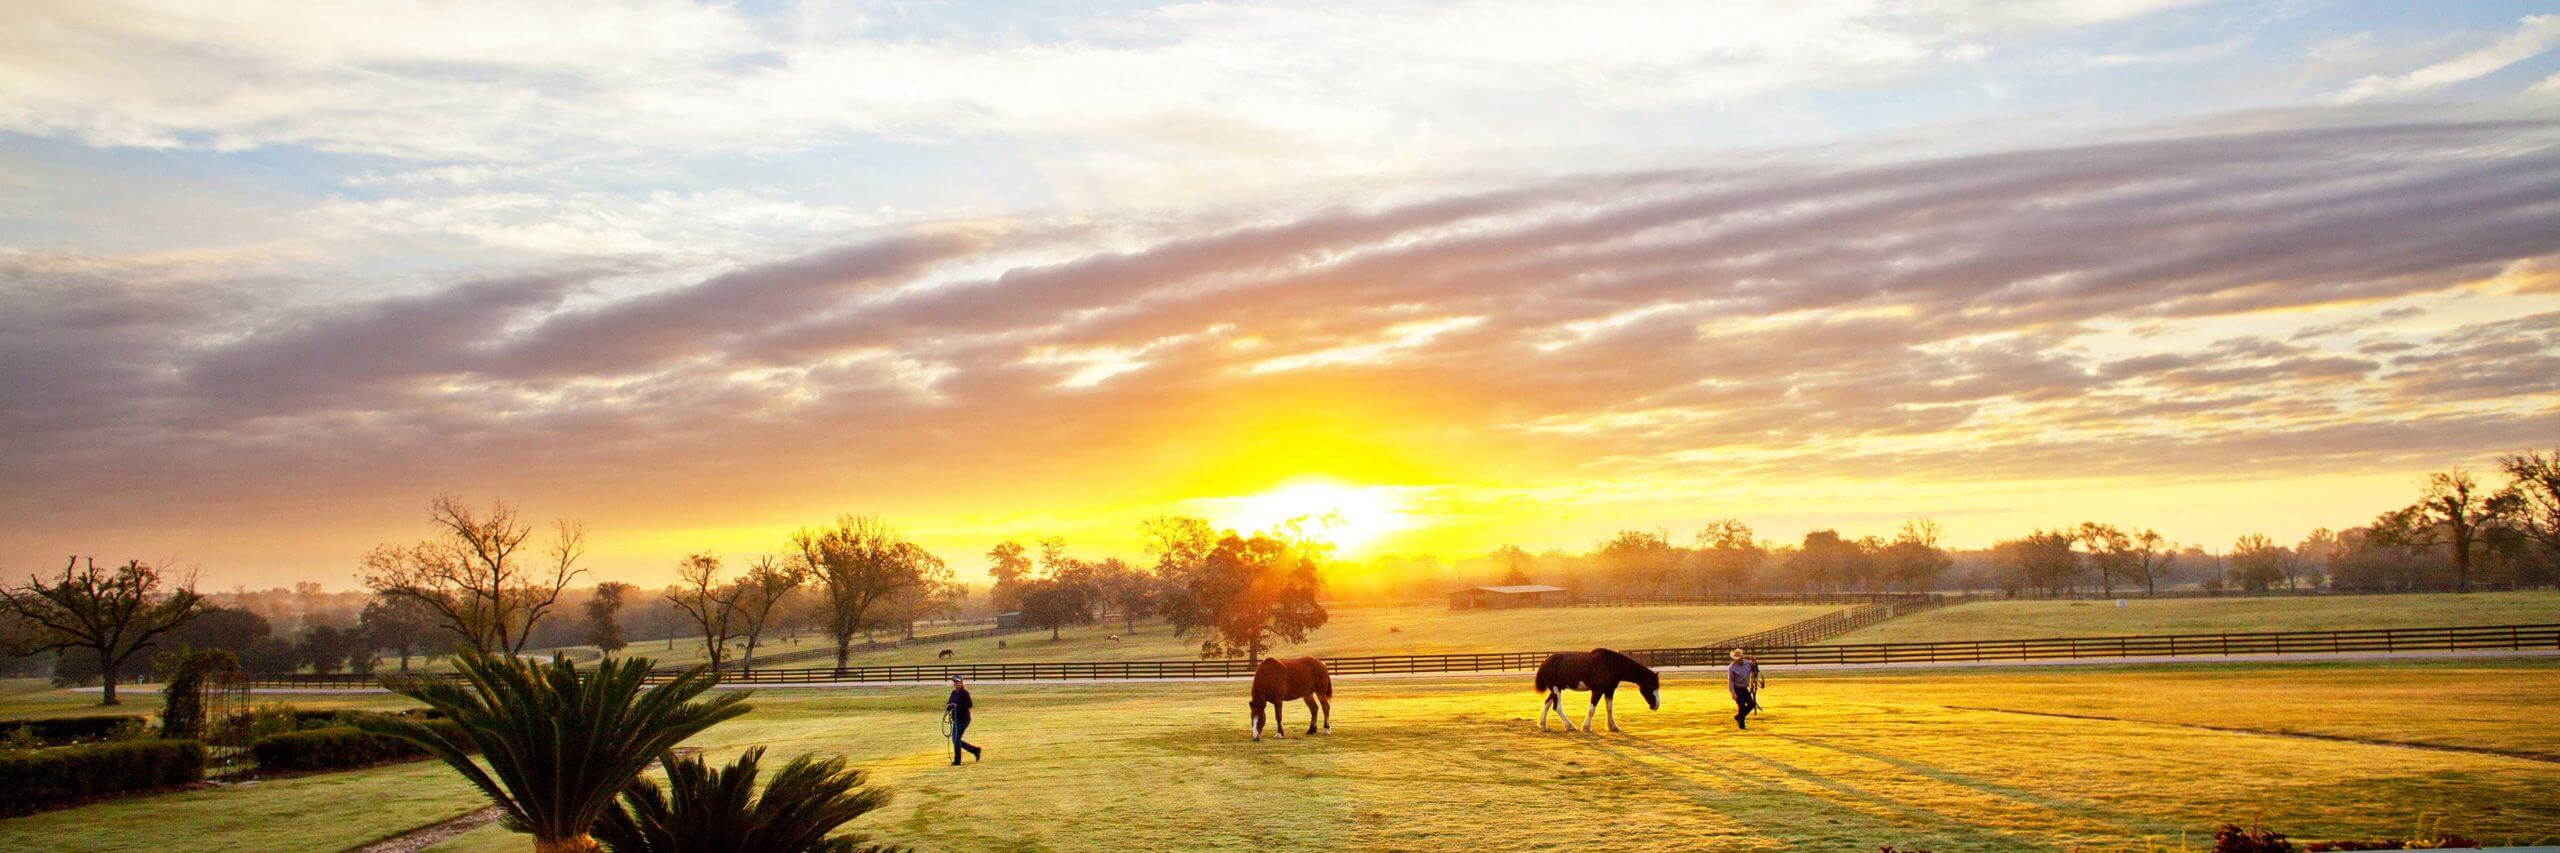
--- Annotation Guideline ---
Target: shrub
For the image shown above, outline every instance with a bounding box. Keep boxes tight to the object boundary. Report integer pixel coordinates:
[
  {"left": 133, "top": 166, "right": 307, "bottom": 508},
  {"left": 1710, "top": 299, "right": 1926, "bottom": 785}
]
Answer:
[
  {"left": 2217, "top": 823, "right": 2295, "bottom": 853},
  {"left": 0, "top": 715, "right": 150, "bottom": 746},
  {"left": 249, "top": 719, "right": 469, "bottom": 772},
  {"left": 0, "top": 739, "right": 207, "bottom": 814}
]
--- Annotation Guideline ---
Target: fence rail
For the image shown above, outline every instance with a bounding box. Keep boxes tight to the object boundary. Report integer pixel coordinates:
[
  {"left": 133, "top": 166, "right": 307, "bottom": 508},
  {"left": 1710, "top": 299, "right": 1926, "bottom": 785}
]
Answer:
[
  {"left": 1568, "top": 592, "right": 1936, "bottom": 607},
  {"left": 714, "top": 623, "right": 1035, "bottom": 671},
  {"left": 225, "top": 623, "right": 2560, "bottom": 690}
]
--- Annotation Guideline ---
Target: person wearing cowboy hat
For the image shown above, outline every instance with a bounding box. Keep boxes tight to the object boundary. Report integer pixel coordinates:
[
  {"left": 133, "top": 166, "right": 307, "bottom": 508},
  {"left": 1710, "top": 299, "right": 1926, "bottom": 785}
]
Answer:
[
  {"left": 946, "top": 676, "right": 983, "bottom": 765},
  {"left": 1726, "top": 648, "right": 1763, "bottom": 730}
]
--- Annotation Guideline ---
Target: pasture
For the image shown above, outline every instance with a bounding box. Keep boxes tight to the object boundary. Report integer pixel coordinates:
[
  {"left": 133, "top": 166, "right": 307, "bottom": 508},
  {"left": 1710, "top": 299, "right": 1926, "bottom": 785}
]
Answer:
[
  {"left": 4, "top": 658, "right": 2554, "bottom": 851},
  {"left": 1824, "top": 590, "right": 2560, "bottom": 645},
  {"left": 528, "top": 603, "right": 1848, "bottom": 670}
]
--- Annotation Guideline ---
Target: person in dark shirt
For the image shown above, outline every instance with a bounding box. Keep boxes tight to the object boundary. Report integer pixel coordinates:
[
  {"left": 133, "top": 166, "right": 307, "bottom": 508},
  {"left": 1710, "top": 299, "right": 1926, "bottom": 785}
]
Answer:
[
  {"left": 1727, "top": 649, "right": 1762, "bottom": 730},
  {"left": 946, "top": 676, "right": 982, "bottom": 765}
]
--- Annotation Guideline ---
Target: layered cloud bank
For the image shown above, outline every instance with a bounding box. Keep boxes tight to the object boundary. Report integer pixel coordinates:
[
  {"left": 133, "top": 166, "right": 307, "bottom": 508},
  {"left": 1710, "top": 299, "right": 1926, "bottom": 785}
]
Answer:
[{"left": 7, "top": 117, "right": 2557, "bottom": 578}]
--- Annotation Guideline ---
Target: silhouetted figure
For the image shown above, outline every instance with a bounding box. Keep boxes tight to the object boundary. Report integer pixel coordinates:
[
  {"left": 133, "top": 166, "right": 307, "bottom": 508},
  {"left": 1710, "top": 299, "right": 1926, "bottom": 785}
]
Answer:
[{"left": 947, "top": 676, "right": 982, "bottom": 764}]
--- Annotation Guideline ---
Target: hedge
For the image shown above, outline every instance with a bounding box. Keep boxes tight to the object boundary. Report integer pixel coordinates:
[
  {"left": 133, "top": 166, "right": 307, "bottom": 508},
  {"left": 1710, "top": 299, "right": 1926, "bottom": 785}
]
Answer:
[
  {"left": 0, "top": 739, "right": 207, "bottom": 814},
  {"left": 249, "top": 720, "right": 471, "bottom": 772},
  {"left": 0, "top": 715, "right": 149, "bottom": 745}
]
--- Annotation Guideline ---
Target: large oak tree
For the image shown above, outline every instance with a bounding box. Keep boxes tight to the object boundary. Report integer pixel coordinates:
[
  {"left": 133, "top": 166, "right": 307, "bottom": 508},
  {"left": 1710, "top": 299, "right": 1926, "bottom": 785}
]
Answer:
[{"left": 2, "top": 557, "right": 210, "bottom": 705}]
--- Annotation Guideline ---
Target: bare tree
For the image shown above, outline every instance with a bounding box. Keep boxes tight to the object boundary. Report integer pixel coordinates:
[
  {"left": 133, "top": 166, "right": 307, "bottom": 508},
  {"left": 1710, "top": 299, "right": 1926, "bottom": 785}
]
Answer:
[
  {"left": 2124, "top": 529, "right": 2175, "bottom": 596},
  {"left": 2075, "top": 523, "right": 2136, "bottom": 597},
  {"left": 2500, "top": 449, "right": 2560, "bottom": 565},
  {"left": 359, "top": 496, "right": 587, "bottom": 655},
  {"left": 2, "top": 557, "right": 210, "bottom": 705},
  {"left": 730, "top": 556, "right": 800, "bottom": 669},
  {"left": 2417, "top": 471, "right": 2516, "bottom": 592},
  {"left": 1886, "top": 519, "right": 1952, "bottom": 592},
  {"left": 793, "top": 515, "right": 940, "bottom": 669},
  {"left": 663, "top": 554, "right": 744, "bottom": 670}
]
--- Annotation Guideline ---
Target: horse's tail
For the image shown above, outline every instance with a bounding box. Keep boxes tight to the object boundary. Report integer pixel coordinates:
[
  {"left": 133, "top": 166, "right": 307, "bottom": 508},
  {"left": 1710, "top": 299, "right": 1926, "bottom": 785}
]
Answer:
[
  {"left": 1311, "top": 660, "right": 1333, "bottom": 698},
  {"left": 1533, "top": 653, "right": 1567, "bottom": 692}
]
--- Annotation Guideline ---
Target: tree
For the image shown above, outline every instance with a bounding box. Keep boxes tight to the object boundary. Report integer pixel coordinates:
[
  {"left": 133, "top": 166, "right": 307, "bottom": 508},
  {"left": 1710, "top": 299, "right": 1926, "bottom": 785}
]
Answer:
[
  {"left": 360, "top": 496, "right": 589, "bottom": 655},
  {"left": 1689, "top": 521, "right": 1764, "bottom": 592},
  {"left": 1596, "top": 530, "right": 1682, "bottom": 594},
  {"left": 595, "top": 747, "right": 899, "bottom": 853},
  {"left": 1885, "top": 520, "right": 1953, "bottom": 592},
  {"left": 2416, "top": 470, "right": 2517, "bottom": 592},
  {"left": 168, "top": 607, "right": 273, "bottom": 654},
  {"left": 1995, "top": 530, "right": 2079, "bottom": 595},
  {"left": 793, "top": 516, "right": 939, "bottom": 669},
  {"left": 1490, "top": 544, "right": 1535, "bottom": 586},
  {"left": 583, "top": 582, "right": 633, "bottom": 655},
  {"left": 2229, "top": 533, "right": 2292, "bottom": 592},
  {"left": 984, "top": 541, "right": 1034, "bottom": 613},
  {"left": 1089, "top": 558, "right": 1153, "bottom": 633},
  {"left": 1186, "top": 533, "right": 1329, "bottom": 660},
  {"left": 1786, "top": 530, "right": 1866, "bottom": 593},
  {"left": 663, "top": 554, "right": 744, "bottom": 671},
  {"left": 1143, "top": 516, "right": 1218, "bottom": 637},
  {"left": 2123, "top": 529, "right": 2175, "bottom": 596},
  {"left": 1, "top": 557, "right": 210, "bottom": 705},
  {"left": 731, "top": 557, "right": 801, "bottom": 669},
  {"left": 362, "top": 595, "right": 437, "bottom": 672},
  {"left": 358, "top": 652, "right": 750, "bottom": 853},
  {"left": 2075, "top": 523, "right": 2135, "bottom": 597},
  {"left": 2499, "top": 449, "right": 2560, "bottom": 566}
]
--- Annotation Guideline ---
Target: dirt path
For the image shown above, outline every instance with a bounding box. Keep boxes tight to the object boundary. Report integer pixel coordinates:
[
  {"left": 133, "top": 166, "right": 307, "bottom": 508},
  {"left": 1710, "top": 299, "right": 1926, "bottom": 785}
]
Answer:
[{"left": 347, "top": 805, "right": 503, "bottom": 853}]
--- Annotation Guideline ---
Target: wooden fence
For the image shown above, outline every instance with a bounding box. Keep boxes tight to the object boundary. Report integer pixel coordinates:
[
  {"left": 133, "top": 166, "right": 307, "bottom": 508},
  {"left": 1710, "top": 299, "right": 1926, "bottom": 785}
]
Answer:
[{"left": 228, "top": 623, "right": 2560, "bottom": 690}]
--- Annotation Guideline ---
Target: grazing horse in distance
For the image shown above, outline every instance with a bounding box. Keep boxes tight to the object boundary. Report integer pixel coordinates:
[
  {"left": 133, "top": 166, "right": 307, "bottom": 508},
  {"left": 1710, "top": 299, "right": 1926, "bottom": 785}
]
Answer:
[
  {"left": 1249, "top": 656, "right": 1333, "bottom": 741},
  {"left": 937, "top": 649, "right": 954, "bottom": 659},
  {"left": 1535, "top": 648, "right": 1660, "bottom": 733}
]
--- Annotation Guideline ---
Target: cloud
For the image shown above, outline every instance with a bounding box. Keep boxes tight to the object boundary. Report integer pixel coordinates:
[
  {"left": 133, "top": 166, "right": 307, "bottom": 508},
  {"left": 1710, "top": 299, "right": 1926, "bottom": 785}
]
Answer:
[
  {"left": 4, "top": 116, "right": 2557, "bottom": 574},
  {"left": 2335, "top": 15, "right": 2560, "bottom": 103}
]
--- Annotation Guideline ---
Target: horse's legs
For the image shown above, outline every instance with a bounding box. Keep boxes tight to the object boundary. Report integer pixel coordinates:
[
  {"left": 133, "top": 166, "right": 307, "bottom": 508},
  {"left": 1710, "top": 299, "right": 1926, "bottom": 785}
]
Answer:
[
  {"left": 1302, "top": 695, "right": 1321, "bottom": 735},
  {"left": 1273, "top": 698, "right": 1286, "bottom": 739},
  {"left": 1250, "top": 701, "right": 1263, "bottom": 742},
  {"left": 1320, "top": 692, "right": 1332, "bottom": 733},
  {"left": 1605, "top": 693, "right": 1621, "bottom": 733},
  {"left": 1539, "top": 690, "right": 1552, "bottom": 731},
  {"left": 1582, "top": 692, "right": 1599, "bottom": 732}
]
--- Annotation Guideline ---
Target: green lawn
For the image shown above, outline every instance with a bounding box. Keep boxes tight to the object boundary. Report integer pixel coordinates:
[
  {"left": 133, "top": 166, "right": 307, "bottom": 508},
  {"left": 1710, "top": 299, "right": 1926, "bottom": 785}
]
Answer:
[
  {"left": 1826, "top": 590, "right": 2560, "bottom": 645},
  {"left": 5, "top": 659, "right": 2554, "bottom": 851},
  {"left": 803, "top": 604, "right": 1845, "bottom": 667}
]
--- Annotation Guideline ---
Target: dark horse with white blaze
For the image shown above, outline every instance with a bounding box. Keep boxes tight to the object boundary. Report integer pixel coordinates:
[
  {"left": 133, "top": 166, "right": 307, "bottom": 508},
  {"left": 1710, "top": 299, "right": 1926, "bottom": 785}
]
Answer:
[
  {"left": 1535, "top": 648, "right": 1660, "bottom": 732},
  {"left": 1249, "top": 656, "right": 1333, "bottom": 741}
]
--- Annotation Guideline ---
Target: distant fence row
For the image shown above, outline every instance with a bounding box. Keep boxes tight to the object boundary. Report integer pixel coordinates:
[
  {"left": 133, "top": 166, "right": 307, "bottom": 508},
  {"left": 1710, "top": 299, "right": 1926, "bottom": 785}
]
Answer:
[
  {"left": 1717, "top": 595, "right": 1948, "bottom": 650},
  {"left": 708, "top": 623, "right": 1036, "bottom": 671},
  {"left": 228, "top": 623, "right": 2560, "bottom": 690}
]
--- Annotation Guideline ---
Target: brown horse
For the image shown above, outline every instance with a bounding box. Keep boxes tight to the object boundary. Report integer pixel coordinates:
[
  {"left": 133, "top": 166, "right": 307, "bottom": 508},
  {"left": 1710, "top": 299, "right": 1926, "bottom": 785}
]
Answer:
[
  {"left": 1249, "top": 656, "right": 1333, "bottom": 741},
  {"left": 1534, "top": 648, "right": 1660, "bottom": 733}
]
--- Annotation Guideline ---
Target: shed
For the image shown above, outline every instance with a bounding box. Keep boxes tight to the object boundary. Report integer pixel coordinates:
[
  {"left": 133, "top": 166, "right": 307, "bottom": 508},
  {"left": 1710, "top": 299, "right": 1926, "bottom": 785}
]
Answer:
[{"left": 1447, "top": 584, "right": 1571, "bottom": 610}]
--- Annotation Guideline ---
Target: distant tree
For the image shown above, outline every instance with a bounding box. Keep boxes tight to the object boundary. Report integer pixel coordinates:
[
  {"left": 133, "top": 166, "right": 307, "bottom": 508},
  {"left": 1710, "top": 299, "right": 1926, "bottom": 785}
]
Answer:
[
  {"left": 168, "top": 607, "right": 273, "bottom": 654},
  {"left": 239, "top": 637, "right": 303, "bottom": 677},
  {"left": 794, "top": 515, "right": 939, "bottom": 669},
  {"left": 583, "top": 582, "right": 633, "bottom": 655},
  {"left": 300, "top": 624, "right": 357, "bottom": 675},
  {"left": 2123, "top": 529, "right": 2175, "bottom": 596},
  {"left": 2228, "top": 533, "right": 2293, "bottom": 592},
  {"left": 1786, "top": 530, "right": 1865, "bottom": 593},
  {"left": 1089, "top": 558, "right": 1154, "bottom": 633},
  {"left": 360, "top": 595, "right": 437, "bottom": 671},
  {"left": 2499, "top": 449, "right": 2560, "bottom": 567},
  {"left": 731, "top": 557, "right": 802, "bottom": 669},
  {"left": 1689, "top": 521, "right": 1764, "bottom": 592},
  {"left": 985, "top": 541, "right": 1034, "bottom": 612},
  {"left": 2075, "top": 523, "right": 2135, "bottom": 597},
  {"left": 1143, "top": 515, "right": 1219, "bottom": 637},
  {"left": 1885, "top": 520, "right": 1953, "bottom": 592},
  {"left": 2366, "top": 505, "right": 2440, "bottom": 591},
  {"left": 1596, "top": 530, "right": 1682, "bottom": 594},
  {"left": 2415, "top": 470, "right": 2517, "bottom": 592},
  {"left": 1995, "top": 530, "right": 2079, "bottom": 595},
  {"left": 1, "top": 557, "right": 210, "bottom": 705},
  {"left": 1187, "top": 533, "right": 1329, "bottom": 660},
  {"left": 664, "top": 554, "right": 744, "bottom": 670},
  {"left": 1488, "top": 544, "right": 1535, "bottom": 586},
  {"left": 2295, "top": 528, "right": 2344, "bottom": 590},
  {"left": 359, "top": 496, "right": 588, "bottom": 655}
]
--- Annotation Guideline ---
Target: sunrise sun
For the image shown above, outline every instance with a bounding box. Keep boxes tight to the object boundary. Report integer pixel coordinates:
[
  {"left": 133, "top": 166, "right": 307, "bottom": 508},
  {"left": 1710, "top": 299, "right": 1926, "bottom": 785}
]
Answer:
[{"left": 1208, "top": 479, "right": 1410, "bottom": 555}]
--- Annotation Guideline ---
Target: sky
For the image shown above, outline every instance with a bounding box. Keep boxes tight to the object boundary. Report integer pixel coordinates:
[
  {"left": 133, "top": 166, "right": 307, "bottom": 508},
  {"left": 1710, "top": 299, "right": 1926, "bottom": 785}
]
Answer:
[{"left": 4, "top": 0, "right": 2558, "bottom": 589}]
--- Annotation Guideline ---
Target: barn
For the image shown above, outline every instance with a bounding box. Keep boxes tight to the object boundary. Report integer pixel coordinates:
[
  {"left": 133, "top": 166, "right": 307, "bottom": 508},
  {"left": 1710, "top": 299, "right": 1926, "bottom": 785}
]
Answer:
[{"left": 1446, "top": 584, "right": 1571, "bottom": 610}]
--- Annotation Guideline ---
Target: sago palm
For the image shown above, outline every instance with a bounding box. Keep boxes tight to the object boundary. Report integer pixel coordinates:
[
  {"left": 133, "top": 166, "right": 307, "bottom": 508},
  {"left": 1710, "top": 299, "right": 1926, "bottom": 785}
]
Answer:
[
  {"left": 594, "top": 747, "right": 902, "bottom": 853},
  {"left": 357, "top": 652, "right": 752, "bottom": 853}
]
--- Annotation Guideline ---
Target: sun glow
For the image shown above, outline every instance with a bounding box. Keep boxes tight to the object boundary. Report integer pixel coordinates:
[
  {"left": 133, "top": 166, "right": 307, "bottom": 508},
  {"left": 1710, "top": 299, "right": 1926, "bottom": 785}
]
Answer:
[{"left": 1205, "top": 479, "right": 1411, "bottom": 555}]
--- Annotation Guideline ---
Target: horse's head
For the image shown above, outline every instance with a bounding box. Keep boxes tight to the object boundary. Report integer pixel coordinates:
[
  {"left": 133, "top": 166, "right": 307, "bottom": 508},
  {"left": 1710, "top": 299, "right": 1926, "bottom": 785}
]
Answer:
[{"left": 1637, "top": 671, "right": 1661, "bottom": 711}]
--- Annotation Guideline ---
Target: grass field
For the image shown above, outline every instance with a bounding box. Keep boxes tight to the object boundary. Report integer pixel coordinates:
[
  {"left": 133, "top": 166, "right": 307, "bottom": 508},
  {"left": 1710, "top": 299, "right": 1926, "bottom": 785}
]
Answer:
[
  {"left": 5, "top": 658, "right": 2554, "bottom": 852},
  {"left": 1825, "top": 590, "right": 2560, "bottom": 645}
]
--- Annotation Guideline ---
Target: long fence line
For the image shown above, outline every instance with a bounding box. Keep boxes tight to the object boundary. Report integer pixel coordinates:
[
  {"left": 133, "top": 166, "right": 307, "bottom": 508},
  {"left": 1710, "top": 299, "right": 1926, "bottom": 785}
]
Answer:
[
  {"left": 227, "top": 623, "right": 2560, "bottom": 690},
  {"left": 1716, "top": 595, "right": 1949, "bottom": 650},
  {"left": 711, "top": 623, "right": 1036, "bottom": 671}
]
